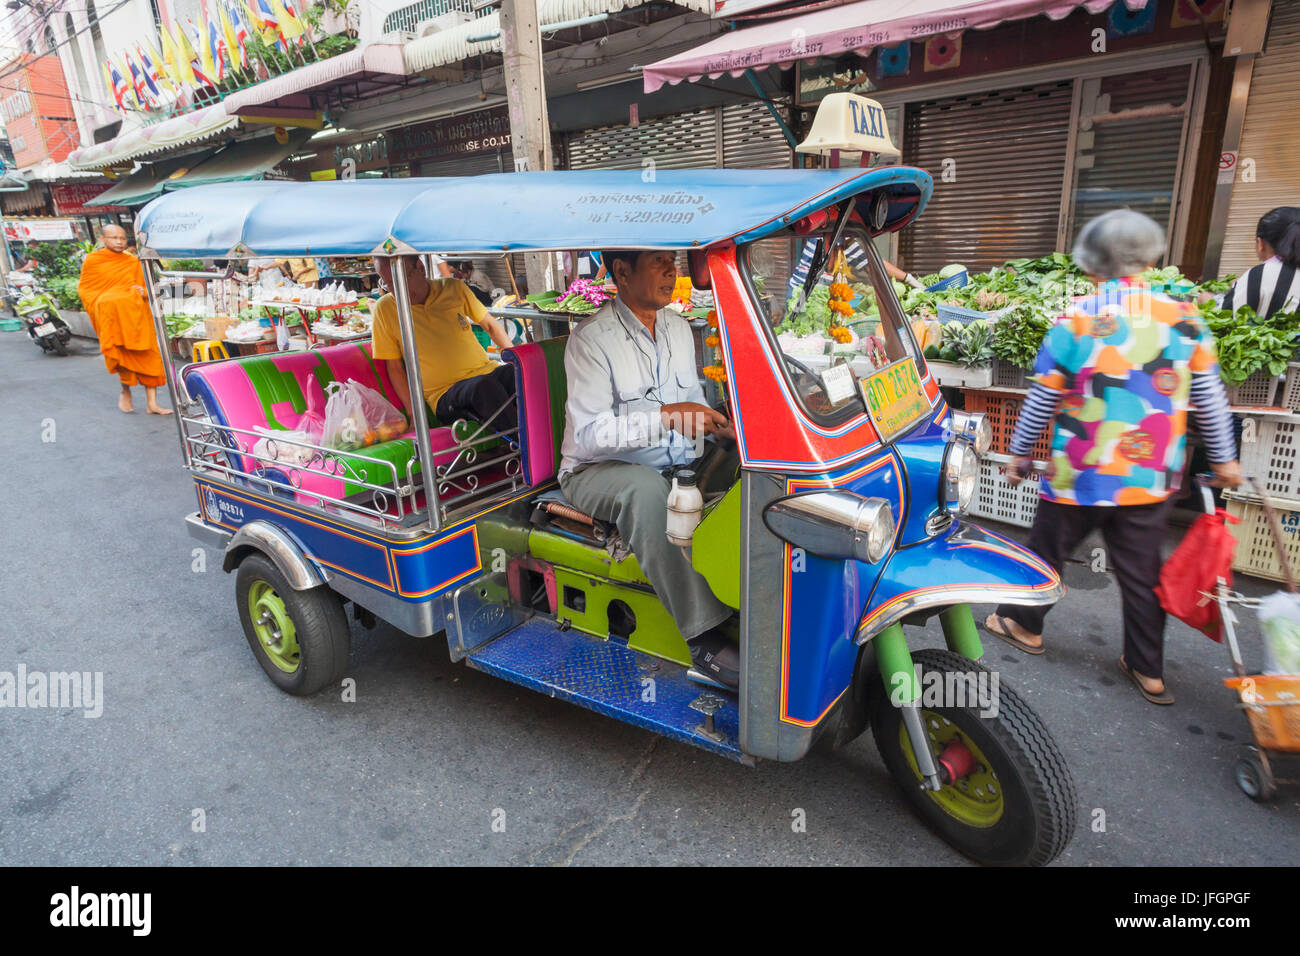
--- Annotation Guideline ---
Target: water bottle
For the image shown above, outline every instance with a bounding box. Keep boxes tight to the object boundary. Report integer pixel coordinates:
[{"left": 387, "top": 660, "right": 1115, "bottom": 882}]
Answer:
[{"left": 666, "top": 469, "right": 704, "bottom": 548}]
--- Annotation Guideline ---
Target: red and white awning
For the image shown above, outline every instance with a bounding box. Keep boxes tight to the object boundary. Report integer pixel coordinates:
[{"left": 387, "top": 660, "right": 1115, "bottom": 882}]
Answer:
[{"left": 643, "top": 0, "right": 1150, "bottom": 92}]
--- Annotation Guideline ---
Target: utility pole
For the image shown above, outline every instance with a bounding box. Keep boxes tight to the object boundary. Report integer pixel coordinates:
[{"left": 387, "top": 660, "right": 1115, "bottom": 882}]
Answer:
[{"left": 499, "top": 0, "right": 560, "bottom": 309}]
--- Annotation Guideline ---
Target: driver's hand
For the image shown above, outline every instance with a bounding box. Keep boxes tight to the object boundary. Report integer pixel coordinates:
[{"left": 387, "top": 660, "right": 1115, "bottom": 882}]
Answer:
[{"left": 660, "top": 402, "right": 731, "bottom": 439}]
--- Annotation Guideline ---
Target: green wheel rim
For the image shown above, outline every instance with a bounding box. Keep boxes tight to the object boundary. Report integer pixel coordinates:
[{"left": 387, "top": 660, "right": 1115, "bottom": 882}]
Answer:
[
  {"left": 247, "top": 580, "right": 300, "bottom": 674},
  {"left": 899, "top": 711, "right": 1004, "bottom": 828}
]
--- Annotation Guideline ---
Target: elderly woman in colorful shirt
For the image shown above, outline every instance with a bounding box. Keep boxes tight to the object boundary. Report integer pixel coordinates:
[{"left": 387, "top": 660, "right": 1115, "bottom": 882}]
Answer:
[{"left": 983, "top": 209, "right": 1242, "bottom": 705}]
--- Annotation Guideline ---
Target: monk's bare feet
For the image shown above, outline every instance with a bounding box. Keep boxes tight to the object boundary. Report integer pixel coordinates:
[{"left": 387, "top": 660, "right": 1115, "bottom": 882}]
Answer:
[
  {"left": 984, "top": 612, "right": 1043, "bottom": 650},
  {"left": 118, "top": 390, "right": 134, "bottom": 413},
  {"left": 147, "top": 405, "right": 173, "bottom": 415}
]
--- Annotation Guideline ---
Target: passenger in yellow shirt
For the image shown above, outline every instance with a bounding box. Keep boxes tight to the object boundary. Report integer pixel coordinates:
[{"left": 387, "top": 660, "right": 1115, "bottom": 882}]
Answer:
[{"left": 371, "top": 256, "right": 518, "bottom": 433}]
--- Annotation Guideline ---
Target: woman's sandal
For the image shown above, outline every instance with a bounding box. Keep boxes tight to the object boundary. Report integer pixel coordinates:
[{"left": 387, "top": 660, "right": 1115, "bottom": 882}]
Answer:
[
  {"left": 1118, "top": 657, "right": 1174, "bottom": 705},
  {"left": 981, "top": 613, "right": 1045, "bottom": 655}
]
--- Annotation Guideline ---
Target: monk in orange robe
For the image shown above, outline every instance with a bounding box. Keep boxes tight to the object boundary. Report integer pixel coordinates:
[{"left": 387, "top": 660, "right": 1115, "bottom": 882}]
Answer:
[{"left": 78, "top": 225, "right": 171, "bottom": 414}]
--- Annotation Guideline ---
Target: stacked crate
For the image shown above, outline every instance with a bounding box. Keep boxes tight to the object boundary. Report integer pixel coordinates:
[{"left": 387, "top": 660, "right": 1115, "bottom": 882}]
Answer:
[{"left": 1223, "top": 364, "right": 1300, "bottom": 582}]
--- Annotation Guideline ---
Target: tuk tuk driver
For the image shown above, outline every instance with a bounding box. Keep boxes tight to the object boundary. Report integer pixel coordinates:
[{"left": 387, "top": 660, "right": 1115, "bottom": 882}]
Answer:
[
  {"left": 559, "top": 250, "right": 740, "bottom": 688},
  {"left": 371, "top": 255, "right": 518, "bottom": 433}
]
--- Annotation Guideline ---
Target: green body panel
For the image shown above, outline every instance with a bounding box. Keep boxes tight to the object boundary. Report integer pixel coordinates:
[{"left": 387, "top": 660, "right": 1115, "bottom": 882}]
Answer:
[
  {"left": 940, "top": 605, "right": 982, "bottom": 659},
  {"left": 690, "top": 483, "right": 742, "bottom": 609},
  {"left": 873, "top": 623, "right": 917, "bottom": 703},
  {"left": 528, "top": 527, "right": 651, "bottom": 586},
  {"left": 527, "top": 527, "right": 691, "bottom": 666}
]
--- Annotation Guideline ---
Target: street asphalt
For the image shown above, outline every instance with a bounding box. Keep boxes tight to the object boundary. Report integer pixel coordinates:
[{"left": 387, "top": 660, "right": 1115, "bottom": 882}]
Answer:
[{"left": 0, "top": 328, "right": 1295, "bottom": 866}]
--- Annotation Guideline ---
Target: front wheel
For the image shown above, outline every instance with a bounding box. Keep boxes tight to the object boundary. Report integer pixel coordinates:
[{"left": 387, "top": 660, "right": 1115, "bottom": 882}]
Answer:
[
  {"left": 869, "top": 648, "right": 1076, "bottom": 866},
  {"left": 235, "top": 553, "right": 350, "bottom": 696}
]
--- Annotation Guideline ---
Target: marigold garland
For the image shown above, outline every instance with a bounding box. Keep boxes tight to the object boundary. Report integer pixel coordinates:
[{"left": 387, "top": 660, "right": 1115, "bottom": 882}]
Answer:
[
  {"left": 705, "top": 334, "right": 720, "bottom": 348},
  {"left": 702, "top": 364, "right": 727, "bottom": 382},
  {"left": 828, "top": 326, "right": 853, "bottom": 344},
  {"left": 706, "top": 309, "right": 718, "bottom": 329}
]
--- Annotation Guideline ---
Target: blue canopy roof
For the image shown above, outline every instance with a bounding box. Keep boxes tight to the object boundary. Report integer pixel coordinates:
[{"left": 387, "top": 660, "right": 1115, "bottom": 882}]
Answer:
[{"left": 135, "top": 167, "right": 932, "bottom": 259}]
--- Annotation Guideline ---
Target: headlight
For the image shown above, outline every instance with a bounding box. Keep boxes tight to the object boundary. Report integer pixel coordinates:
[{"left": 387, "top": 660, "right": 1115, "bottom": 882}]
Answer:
[
  {"left": 762, "top": 491, "right": 896, "bottom": 564},
  {"left": 950, "top": 411, "right": 992, "bottom": 457},
  {"left": 942, "top": 440, "right": 978, "bottom": 514}
]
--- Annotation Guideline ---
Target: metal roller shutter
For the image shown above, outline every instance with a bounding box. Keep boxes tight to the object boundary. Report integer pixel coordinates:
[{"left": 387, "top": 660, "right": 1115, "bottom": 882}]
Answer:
[
  {"left": 566, "top": 107, "right": 721, "bottom": 170},
  {"left": 1222, "top": 2, "right": 1300, "bottom": 277},
  {"left": 1068, "top": 65, "right": 1194, "bottom": 253},
  {"left": 415, "top": 151, "right": 512, "bottom": 177},
  {"left": 901, "top": 81, "right": 1073, "bottom": 275},
  {"left": 721, "top": 100, "right": 792, "bottom": 169}
]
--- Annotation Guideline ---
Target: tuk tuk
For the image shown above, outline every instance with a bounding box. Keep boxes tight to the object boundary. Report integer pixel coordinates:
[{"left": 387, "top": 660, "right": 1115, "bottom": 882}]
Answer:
[{"left": 136, "top": 110, "right": 1074, "bottom": 865}]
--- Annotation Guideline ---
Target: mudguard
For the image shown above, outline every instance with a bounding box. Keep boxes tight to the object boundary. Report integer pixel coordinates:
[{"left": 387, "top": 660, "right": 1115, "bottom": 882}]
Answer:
[{"left": 857, "top": 521, "right": 1062, "bottom": 642}]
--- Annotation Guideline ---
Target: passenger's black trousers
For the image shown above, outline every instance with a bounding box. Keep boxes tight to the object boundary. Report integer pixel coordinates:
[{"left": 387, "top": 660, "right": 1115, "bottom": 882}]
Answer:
[
  {"left": 435, "top": 363, "right": 518, "bottom": 432},
  {"left": 997, "top": 496, "right": 1176, "bottom": 679}
]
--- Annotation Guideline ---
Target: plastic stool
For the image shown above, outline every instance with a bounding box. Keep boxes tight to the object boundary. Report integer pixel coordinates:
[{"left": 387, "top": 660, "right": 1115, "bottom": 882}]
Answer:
[{"left": 191, "top": 340, "right": 230, "bottom": 362}]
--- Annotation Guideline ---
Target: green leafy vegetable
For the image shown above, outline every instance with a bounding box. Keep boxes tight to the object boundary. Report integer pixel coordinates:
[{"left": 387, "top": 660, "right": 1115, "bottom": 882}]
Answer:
[{"left": 991, "top": 305, "right": 1052, "bottom": 370}]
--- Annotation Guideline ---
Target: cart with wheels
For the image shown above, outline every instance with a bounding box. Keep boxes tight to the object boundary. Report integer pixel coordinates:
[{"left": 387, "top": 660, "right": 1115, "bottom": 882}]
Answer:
[{"left": 1198, "top": 477, "right": 1300, "bottom": 801}]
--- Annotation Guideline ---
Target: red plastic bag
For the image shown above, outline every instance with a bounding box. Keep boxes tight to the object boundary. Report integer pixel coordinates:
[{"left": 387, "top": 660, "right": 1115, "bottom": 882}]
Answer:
[{"left": 1155, "top": 509, "right": 1239, "bottom": 642}]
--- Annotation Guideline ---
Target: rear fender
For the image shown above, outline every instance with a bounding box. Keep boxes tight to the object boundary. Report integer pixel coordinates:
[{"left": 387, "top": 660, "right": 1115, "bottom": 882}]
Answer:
[{"left": 221, "top": 519, "right": 328, "bottom": 590}]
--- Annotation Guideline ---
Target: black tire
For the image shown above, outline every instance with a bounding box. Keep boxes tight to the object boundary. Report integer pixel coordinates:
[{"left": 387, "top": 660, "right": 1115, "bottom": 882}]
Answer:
[
  {"left": 869, "top": 648, "right": 1076, "bottom": 866},
  {"left": 1234, "top": 749, "right": 1277, "bottom": 802},
  {"left": 48, "top": 330, "right": 68, "bottom": 355},
  {"left": 234, "top": 553, "right": 350, "bottom": 696}
]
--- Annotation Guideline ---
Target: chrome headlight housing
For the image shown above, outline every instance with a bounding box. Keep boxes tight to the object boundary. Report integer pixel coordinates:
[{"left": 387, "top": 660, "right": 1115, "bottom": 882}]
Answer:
[
  {"left": 763, "top": 491, "right": 896, "bottom": 564},
  {"left": 950, "top": 411, "right": 992, "bottom": 457},
  {"left": 942, "top": 440, "right": 979, "bottom": 514}
]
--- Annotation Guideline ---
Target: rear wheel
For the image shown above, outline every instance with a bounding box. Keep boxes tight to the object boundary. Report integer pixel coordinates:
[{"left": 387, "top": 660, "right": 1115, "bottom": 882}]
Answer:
[
  {"left": 1234, "top": 749, "right": 1276, "bottom": 802},
  {"left": 869, "top": 648, "right": 1076, "bottom": 866},
  {"left": 235, "top": 554, "right": 350, "bottom": 696},
  {"left": 48, "top": 329, "right": 68, "bottom": 355}
]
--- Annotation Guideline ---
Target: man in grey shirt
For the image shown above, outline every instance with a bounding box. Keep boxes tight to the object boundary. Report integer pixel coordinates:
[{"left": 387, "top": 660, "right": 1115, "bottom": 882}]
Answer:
[{"left": 558, "top": 249, "right": 739, "bottom": 687}]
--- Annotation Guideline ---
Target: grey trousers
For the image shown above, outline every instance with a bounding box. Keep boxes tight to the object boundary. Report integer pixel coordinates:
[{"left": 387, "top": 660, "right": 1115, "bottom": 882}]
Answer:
[{"left": 559, "top": 458, "right": 733, "bottom": 642}]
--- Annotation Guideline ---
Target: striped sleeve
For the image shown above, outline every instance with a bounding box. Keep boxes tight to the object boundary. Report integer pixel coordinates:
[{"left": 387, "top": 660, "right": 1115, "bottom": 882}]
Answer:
[
  {"left": 1189, "top": 371, "right": 1238, "bottom": 464},
  {"left": 1007, "top": 383, "right": 1060, "bottom": 457}
]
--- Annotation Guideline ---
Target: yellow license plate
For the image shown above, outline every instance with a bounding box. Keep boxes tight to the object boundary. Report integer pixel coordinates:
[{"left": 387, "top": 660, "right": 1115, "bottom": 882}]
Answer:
[{"left": 861, "top": 357, "right": 929, "bottom": 442}]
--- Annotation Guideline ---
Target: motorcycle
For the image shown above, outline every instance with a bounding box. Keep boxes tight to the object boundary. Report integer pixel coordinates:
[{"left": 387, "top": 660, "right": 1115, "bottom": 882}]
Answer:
[{"left": 17, "top": 284, "right": 73, "bottom": 355}]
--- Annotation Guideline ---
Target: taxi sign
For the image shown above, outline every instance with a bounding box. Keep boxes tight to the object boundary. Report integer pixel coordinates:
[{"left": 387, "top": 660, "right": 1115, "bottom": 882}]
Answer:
[
  {"left": 796, "top": 93, "right": 899, "bottom": 159},
  {"left": 860, "top": 356, "right": 928, "bottom": 443}
]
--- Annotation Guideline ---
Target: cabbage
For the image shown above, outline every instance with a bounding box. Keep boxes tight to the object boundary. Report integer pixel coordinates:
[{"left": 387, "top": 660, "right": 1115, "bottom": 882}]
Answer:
[{"left": 939, "top": 264, "right": 967, "bottom": 279}]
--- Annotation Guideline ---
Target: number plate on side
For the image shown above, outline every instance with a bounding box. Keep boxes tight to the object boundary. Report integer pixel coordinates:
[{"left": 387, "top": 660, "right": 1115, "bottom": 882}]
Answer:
[{"left": 860, "top": 357, "right": 929, "bottom": 443}]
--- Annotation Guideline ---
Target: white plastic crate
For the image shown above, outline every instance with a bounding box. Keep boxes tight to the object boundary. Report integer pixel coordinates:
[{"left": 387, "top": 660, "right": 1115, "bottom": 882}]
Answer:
[
  {"left": 1237, "top": 414, "right": 1300, "bottom": 500},
  {"left": 1225, "top": 369, "right": 1280, "bottom": 408},
  {"left": 1223, "top": 490, "right": 1300, "bottom": 584},
  {"left": 928, "top": 361, "right": 993, "bottom": 389},
  {"left": 990, "top": 359, "right": 1030, "bottom": 390},
  {"left": 971, "top": 453, "right": 1044, "bottom": 528},
  {"left": 1278, "top": 363, "right": 1300, "bottom": 412}
]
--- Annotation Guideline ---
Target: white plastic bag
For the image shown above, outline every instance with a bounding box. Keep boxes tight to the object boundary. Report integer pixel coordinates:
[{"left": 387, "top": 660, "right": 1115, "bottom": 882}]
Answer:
[
  {"left": 1257, "top": 591, "right": 1300, "bottom": 675},
  {"left": 321, "top": 380, "right": 407, "bottom": 451},
  {"left": 252, "top": 426, "right": 318, "bottom": 466}
]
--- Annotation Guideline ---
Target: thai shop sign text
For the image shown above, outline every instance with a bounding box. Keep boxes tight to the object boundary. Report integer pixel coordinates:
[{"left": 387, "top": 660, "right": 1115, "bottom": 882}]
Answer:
[{"left": 389, "top": 107, "right": 511, "bottom": 164}]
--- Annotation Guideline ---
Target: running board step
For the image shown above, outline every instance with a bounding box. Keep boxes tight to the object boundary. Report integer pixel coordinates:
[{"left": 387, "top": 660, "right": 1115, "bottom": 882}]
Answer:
[{"left": 465, "top": 618, "right": 749, "bottom": 764}]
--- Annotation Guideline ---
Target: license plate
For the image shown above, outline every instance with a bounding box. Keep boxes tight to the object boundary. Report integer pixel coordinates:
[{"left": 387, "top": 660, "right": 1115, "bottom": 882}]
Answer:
[
  {"left": 34, "top": 322, "right": 57, "bottom": 336},
  {"left": 860, "top": 356, "right": 929, "bottom": 443}
]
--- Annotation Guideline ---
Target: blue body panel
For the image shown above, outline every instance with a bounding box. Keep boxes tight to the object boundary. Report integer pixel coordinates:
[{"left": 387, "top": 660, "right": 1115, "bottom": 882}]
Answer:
[
  {"left": 889, "top": 412, "right": 950, "bottom": 546},
  {"left": 135, "top": 168, "right": 932, "bottom": 259},
  {"left": 466, "top": 618, "right": 747, "bottom": 763},
  {"left": 777, "top": 452, "right": 903, "bottom": 726},
  {"left": 195, "top": 477, "right": 492, "bottom": 602}
]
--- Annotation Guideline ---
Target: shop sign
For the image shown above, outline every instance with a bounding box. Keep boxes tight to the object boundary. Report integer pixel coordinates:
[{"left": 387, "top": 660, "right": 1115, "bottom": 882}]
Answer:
[
  {"left": 388, "top": 107, "right": 512, "bottom": 165},
  {"left": 7, "top": 219, "right": 76, "bottom": 240},
  {"left": 52, "top": 183, "right": 126, "bottom": 216}
]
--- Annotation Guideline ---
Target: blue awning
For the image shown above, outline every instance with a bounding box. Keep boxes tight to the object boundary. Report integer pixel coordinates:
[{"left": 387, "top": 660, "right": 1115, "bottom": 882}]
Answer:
[{"left": 135, "top": 167, "right": 932, "bottom": 259}]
